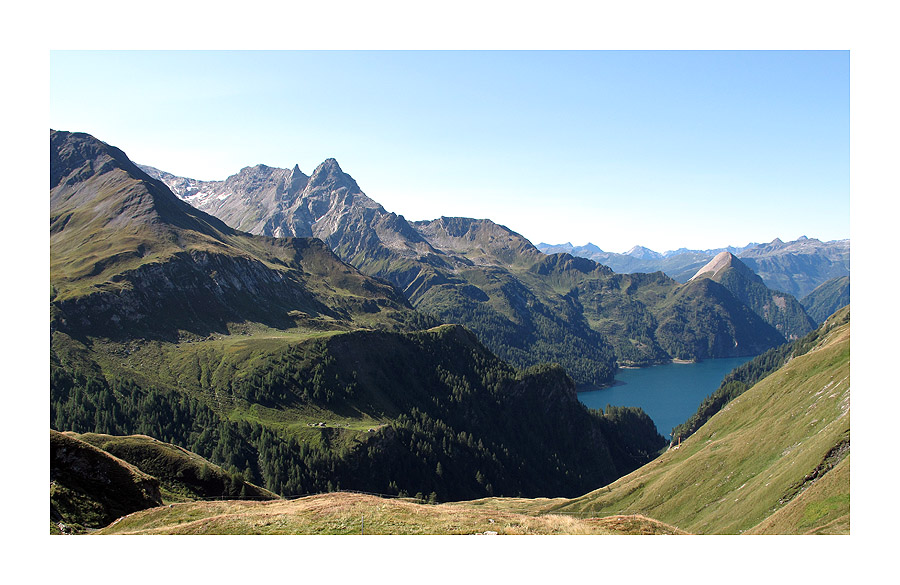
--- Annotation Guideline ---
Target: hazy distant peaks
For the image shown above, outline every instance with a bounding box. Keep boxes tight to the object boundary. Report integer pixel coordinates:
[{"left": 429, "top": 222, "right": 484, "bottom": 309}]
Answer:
[{"left": 626, "top": 245, "right": 663, "bottom": 260}]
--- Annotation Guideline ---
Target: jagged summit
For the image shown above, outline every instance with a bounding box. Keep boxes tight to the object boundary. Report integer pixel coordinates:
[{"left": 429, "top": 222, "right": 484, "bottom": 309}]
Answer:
[{"left": 308, "top": 158, "right": 354, "bottom": 188}]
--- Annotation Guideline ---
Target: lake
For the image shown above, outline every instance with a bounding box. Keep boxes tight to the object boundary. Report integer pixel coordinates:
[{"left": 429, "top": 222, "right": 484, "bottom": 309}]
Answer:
[{"left": 578, "top": 356, "right": 755, "bottom": 440}]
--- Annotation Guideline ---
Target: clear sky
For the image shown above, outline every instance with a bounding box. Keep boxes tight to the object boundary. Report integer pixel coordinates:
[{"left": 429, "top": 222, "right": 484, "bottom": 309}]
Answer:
[{"left": 50, "top": 50, "right": 849, "bottom": 253}]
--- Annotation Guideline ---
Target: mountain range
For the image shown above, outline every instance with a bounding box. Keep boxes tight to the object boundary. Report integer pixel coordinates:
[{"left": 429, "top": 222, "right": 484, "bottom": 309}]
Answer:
[
  {"left": 141, "top": 159, "right": 806, "bottom": 377},
  {"left": 537, "top": 236, "right": 849, "bottom": 299},
  {"left": 50, "top": 129, "right": 848, "bottom": 534},
  {"left": 50, "top": 129, "right": 667, "bottom": 508}
]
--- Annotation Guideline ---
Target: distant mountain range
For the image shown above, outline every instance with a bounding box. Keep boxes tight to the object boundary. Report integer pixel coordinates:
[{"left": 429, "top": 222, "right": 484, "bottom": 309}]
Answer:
[
  {"left": 142, "top": 160, "right": 801, "bottom": 378},
  {"left": 537, "top": 236, "right": 849, "bottom": 299}
]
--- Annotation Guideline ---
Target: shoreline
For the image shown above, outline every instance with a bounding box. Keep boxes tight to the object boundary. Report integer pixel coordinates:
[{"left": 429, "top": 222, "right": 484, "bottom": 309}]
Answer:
[{"left": 577, "top": 358, "right": 701, "bottom": 392}]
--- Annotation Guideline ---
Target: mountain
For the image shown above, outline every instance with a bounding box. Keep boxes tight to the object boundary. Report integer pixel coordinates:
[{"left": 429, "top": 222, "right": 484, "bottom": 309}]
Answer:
[
  {"left": 801, "top": 276, "right": 850, "bottom": 324},
  {"left": 738, "top": 236, "right": 850, "bottom": 298},
  {"left": 51, "top": 130, "right": 666, "bottom": 504},
  {"left": 536, "top": 242, "right": 605, "bottom": 257},
  {"left": 537, "top": 237, "right": 850, "bottom": 298},
  {"left": 71, "top": 432, "right": 278, "bottom": 502},
  {"left": 146, "top": 162, "right": 789, "bottom": 379},
  {"left": 52, "top": 131, "right": 422, "bottom": 340},
  {"left": 541, "top": 307, "right": 850, "bottom": 534},
  {"left": 689, "top": 251, "right": 816, "bottom": 340},
  {"left": 625, "top": 245, "right": 662, "bottom": 260}
]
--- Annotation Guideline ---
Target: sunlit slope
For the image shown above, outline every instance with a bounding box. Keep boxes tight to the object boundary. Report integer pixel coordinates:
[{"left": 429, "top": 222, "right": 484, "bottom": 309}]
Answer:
[
  {"left": 745, "top": 456, "right": 849, "bottom": 534},
  {"left": 545, "top": 311, "right": 850, "bottom": 534},
  {"left": 95, "top": 492, "right": 687, "bottom": 535}
]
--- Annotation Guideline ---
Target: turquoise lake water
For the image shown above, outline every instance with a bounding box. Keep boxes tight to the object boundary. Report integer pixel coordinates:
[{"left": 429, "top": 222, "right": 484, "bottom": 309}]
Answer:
[{"left": 577, "top": 356, "right": 755, "bottom": 440}]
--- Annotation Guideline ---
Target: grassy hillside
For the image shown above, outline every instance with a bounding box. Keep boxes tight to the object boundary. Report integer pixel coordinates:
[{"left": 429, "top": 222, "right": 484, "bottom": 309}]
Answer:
[
  {"left": 672, "top": 306, "right": 850, "bottom": 442},
  {"left": 51, "top": 430, "right": 162, "bottom": 533},
  {"left": 71, "top": 432, "right": 278, "bottom": 502},
  {"left": 539, "top": 308, "right": 850, "bottom": 534},
  {"left": 94, "top": 491, "right": 686, "bottom": 535},
  {"left": 51, "top": 430, "right": 278, "bottom": 534}
]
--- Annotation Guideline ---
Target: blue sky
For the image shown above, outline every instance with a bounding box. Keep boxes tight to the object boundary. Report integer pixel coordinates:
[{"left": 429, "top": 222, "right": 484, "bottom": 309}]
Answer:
[{"left": 50, "top": 50, "right": 849, "bottom": 253}]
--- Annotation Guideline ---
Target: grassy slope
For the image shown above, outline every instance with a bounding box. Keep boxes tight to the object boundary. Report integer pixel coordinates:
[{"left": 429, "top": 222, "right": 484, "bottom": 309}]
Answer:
[
  {"left": 51, "top": 430, "right": 163, "bottom": 533},
  {"left": 95, "top": 492, "right": 686, "bottom": 535},
  {"left": 746, "top": 456, "right": 849, "bottom": 535},
  {"left": 71, "top": 432, "right": 278, "bottom": 503},
  {"left": 538, "top": 316, "right": 849, "bottom": 534}
]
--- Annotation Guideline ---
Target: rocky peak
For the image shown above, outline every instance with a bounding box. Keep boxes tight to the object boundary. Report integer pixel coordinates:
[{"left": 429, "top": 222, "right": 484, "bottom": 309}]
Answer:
[
  {"left": 308, "top": 158, "right": 357, "bottom": 191},
  {"left": 690, "top": 251, "right": 745, "bottom": 281}
]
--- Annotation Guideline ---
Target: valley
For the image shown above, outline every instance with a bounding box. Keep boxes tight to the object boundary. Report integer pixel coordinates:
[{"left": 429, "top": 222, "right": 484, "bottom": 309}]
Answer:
[
  {"left": 49, "top": 129, "right": 849, "bottom": 536},
  {"left": 578, "top": 355, "right": 755, "bottom": 439},
  {"left": 55, "top": 306, "right": 850, "bottom": 535}
]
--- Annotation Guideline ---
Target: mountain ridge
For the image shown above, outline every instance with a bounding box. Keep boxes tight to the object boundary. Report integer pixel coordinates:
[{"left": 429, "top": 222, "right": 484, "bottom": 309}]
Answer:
[
  {"left": 146, "top": 157, "right": 792, "bottom": 381},
  {"left": 537, "top": 237, "right": 849, "bottom": 298},
  {"left": 52, "top": 130, "right": 422, "bottom": 340}
]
